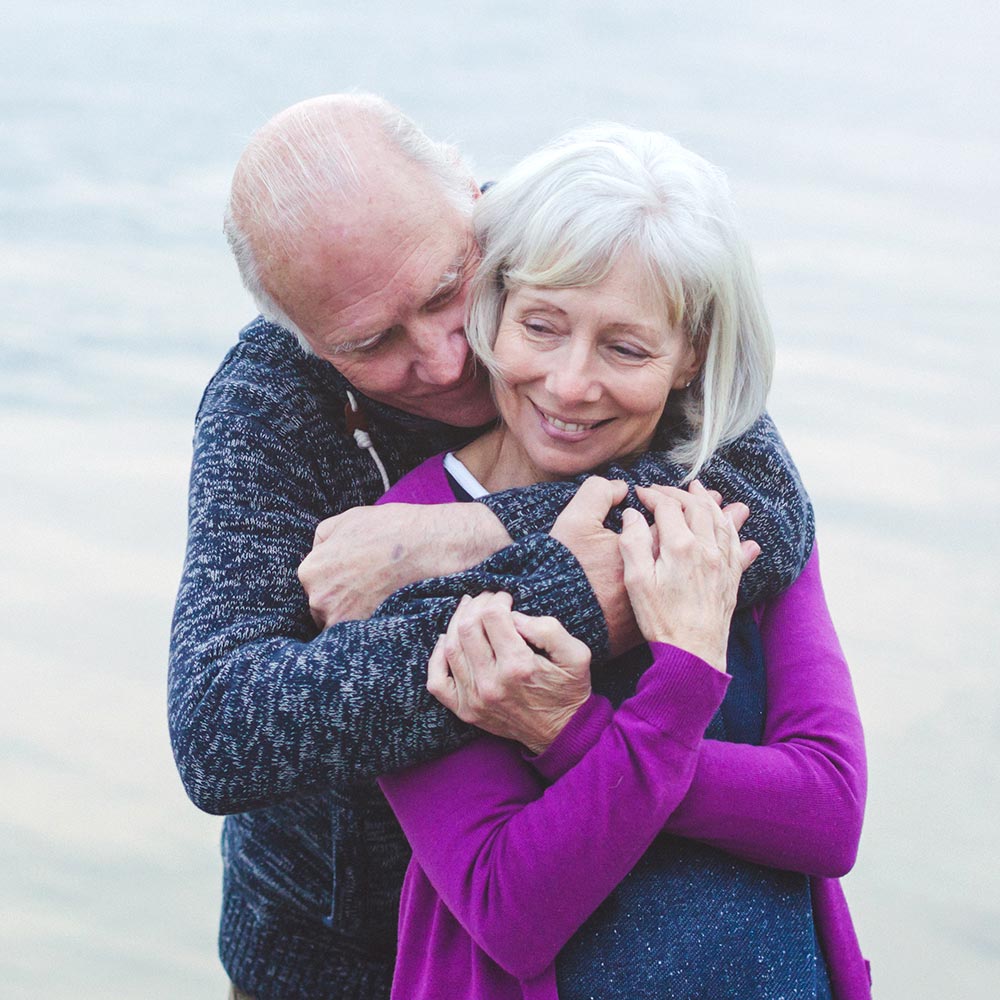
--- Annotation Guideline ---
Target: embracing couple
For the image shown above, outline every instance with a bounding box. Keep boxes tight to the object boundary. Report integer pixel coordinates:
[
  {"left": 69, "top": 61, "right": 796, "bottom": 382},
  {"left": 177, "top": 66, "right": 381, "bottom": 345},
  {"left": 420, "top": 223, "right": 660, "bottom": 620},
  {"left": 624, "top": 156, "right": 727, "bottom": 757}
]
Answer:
[{"left": 169, "top": 94, "right": 870, "bottom": 1000}]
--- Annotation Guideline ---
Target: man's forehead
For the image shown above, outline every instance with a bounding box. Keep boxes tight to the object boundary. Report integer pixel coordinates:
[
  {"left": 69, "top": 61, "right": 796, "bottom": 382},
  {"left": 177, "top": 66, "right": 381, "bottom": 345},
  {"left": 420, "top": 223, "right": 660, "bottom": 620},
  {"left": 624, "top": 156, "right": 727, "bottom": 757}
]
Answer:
[{"left": 310, "top": 212, "right": 472, "bottom": 347}]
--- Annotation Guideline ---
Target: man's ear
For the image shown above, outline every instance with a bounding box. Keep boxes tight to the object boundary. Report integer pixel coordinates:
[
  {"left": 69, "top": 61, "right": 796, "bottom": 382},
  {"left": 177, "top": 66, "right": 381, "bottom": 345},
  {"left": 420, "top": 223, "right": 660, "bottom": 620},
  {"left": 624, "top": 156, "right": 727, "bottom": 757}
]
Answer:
[{"left": 442, "top": 144, "right": 481, "bottom": 201}]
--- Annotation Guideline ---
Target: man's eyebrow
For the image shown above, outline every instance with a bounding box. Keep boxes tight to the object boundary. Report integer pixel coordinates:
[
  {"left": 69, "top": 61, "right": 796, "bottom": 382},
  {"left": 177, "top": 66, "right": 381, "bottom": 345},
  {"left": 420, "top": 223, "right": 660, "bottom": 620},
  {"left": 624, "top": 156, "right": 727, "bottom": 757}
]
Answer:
[
  {"left": 428, "top": 261, "right": 464, "bottom": 298},
  {"left": 427, "top": 240, "right": 477, "bottom": 300},
  {"left": 326, "top": 330, "right": 388, "bottom": 357}
]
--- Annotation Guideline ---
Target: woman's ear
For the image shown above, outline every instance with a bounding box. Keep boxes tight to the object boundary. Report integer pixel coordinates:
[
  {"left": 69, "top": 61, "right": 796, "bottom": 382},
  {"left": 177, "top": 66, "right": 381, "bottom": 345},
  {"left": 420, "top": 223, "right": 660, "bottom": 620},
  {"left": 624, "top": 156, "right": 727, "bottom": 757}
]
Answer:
[{"left": 673, "top": 339, "right": 702, "bottom": 389}]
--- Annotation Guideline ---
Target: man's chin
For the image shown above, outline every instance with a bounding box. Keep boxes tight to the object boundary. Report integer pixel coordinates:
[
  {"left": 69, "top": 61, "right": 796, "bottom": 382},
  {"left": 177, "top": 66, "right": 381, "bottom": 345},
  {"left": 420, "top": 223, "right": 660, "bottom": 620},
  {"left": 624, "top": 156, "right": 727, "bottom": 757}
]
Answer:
[
  {"left": 416, "top": 392, "right": 497, "bottom": 427},
  {"left": 399, "top": 377, "right": 497, "bottom": 427}
]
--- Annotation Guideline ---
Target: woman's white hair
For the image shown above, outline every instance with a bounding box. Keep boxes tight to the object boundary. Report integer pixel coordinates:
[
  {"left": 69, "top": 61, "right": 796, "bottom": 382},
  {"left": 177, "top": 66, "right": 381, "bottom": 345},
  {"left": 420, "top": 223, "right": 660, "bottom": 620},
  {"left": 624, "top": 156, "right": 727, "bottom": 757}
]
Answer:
[
  {"left": 223, "top": 93, "right": 475, "bottom": 350},
  {"left": 466, "top": 123, "right": 774, "bottom": 480}
]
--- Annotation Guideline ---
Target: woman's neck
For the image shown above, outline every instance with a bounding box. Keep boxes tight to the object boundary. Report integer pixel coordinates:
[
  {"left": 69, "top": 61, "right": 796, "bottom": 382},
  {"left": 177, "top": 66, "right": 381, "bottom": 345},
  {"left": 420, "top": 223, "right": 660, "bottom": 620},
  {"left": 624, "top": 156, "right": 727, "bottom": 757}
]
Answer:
[{"left": 454, "top": 427, "right": 558, "bottom": 493}]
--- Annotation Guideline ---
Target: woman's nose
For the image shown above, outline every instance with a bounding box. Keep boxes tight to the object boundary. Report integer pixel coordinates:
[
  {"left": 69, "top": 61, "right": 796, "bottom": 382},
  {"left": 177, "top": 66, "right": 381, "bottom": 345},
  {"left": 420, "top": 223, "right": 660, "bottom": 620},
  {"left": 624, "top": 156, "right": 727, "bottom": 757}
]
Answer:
[{"left": 544, "top": 350, "right": 602, "bottom": 405}]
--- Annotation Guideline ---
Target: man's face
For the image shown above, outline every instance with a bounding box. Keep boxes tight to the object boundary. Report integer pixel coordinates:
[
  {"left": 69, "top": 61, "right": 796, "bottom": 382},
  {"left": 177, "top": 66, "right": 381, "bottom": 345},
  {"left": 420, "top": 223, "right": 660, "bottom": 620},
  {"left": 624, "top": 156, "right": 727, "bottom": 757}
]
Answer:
[{"left": 271, "top": 161, "right": 496, "bottom": 427}]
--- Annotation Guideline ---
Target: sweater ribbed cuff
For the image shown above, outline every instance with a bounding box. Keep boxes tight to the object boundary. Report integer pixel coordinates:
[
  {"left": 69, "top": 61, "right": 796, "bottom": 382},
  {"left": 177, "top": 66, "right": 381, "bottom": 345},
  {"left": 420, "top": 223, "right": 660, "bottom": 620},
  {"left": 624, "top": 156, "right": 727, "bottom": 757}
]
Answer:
[
  {"left": 527, "top": 693, "right": 615, "bottom": 783},
  {"left": 507, "top": 532, "right": 610, "bottom": 664},
  {"left": 629, "top": 642, "right": 730, "bottom": 749}
]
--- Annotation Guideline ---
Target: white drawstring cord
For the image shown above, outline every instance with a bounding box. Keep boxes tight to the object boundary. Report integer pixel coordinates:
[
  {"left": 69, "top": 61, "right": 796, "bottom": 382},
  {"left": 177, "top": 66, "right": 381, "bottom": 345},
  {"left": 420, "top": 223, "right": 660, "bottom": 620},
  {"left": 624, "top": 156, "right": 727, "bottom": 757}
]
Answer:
[{"left": 345, "top": 390, "right": 390, "bottom": 492}]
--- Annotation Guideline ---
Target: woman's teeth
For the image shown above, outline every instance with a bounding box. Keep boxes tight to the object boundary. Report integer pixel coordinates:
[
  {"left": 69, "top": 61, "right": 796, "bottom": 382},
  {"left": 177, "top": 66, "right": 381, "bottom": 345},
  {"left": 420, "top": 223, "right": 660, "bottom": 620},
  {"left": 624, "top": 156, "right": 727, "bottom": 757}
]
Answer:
[{"left": 544, "top": 413, "right": 601, "bottom": 433}]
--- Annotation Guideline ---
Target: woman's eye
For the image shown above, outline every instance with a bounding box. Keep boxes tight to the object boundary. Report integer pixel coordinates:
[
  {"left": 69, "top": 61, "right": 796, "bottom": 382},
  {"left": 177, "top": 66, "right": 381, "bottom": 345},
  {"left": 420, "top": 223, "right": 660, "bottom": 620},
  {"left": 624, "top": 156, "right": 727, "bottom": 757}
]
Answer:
[
  {"left": 522, "top": 321, "right": 555, "bottom": 336},
  {"left": 611, "top": 344, "right": 647, "bottom": 360}
]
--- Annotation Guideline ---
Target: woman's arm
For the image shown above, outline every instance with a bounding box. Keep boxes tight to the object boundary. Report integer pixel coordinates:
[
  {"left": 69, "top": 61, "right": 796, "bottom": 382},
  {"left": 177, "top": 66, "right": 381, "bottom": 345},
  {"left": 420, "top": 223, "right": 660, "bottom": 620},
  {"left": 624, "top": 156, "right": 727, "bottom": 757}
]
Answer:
[
  {"left": 664, "top": 544, "right": 866, "bottom": 874},
  {"left": 379, "top": 481, "right": 748, "bottom": 981},
  {"left": 532, "top": 544, "right": 867, "bottom": 877},
  {"left": 380, "top": 644, "right": 728, "bottom": 981}
]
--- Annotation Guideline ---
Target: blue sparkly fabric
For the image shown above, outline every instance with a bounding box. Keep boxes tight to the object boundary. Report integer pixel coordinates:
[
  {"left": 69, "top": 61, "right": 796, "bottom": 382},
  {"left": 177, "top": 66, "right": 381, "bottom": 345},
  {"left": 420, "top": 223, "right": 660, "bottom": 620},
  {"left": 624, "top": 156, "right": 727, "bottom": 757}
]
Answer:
[{"left": 555, "top": 609, "right": 833, "bottom": 1000}]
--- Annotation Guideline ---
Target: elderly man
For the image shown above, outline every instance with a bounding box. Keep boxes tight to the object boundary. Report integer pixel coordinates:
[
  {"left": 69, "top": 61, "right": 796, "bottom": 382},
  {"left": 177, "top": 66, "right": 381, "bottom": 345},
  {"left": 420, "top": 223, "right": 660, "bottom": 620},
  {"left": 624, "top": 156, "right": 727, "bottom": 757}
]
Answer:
[{"left": 169, "top": 94, "right": 813, "bottom": 999}]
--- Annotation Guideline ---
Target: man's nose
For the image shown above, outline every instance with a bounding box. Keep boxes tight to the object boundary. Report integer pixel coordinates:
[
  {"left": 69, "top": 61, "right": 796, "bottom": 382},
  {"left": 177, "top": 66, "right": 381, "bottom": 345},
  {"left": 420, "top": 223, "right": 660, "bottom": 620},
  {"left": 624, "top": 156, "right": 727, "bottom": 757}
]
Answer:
[{"left": 411, "top": 317, "right": 470, "bottom": 387}]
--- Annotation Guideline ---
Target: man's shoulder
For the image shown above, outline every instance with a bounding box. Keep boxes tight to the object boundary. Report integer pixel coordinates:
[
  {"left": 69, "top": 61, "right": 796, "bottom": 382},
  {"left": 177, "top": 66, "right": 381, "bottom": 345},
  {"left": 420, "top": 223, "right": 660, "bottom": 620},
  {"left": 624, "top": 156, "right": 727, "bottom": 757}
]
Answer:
[
  {"left": 197, "top": 317, "right": 345, "bottom": 439},
  {"left": 188, "top": 318, "right": 470, "bottom": 506}
]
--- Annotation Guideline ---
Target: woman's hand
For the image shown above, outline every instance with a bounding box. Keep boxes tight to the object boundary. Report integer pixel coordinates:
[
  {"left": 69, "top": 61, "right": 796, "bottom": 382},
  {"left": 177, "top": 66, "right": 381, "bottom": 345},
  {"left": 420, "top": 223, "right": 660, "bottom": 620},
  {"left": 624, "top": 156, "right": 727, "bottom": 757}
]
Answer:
[
  {"left": 620, "top": 481, "right": 760, "bottom": 672},
  {"left": 427, "top": 592, "right": 593, "bottom": 754}
]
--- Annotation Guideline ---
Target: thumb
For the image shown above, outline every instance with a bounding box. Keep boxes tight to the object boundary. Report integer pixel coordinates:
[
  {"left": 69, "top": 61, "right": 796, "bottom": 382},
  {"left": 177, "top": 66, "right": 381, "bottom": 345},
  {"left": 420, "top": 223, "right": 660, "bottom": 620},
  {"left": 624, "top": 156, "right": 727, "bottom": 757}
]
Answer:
[
  {"left": 511, "top": 612, "right": 590, "bottom": 669},
  {"left": 568, "top": 476, "right": 629, "bottom": 523}
]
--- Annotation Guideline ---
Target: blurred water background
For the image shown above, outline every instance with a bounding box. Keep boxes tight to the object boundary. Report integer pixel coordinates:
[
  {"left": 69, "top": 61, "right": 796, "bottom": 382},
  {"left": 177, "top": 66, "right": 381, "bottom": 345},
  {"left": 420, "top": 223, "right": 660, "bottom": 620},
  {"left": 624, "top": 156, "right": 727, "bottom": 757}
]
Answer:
[{"left": 2, "top": 1, "right": 998, "bottom": 996}]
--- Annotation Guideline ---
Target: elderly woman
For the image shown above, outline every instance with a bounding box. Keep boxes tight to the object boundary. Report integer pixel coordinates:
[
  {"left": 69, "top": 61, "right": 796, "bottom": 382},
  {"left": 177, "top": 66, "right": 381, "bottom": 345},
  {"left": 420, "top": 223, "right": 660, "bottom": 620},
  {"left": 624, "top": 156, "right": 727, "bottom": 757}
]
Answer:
[{"left": 372, "top": 125, "right": 869, "bottom": 1000}]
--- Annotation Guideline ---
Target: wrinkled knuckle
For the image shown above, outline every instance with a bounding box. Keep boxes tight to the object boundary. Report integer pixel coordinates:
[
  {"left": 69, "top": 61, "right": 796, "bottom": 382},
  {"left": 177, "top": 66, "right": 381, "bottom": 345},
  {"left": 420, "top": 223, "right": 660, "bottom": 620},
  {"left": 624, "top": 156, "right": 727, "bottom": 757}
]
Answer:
[
  {"left": 456, "top": 616, "right": 478, "bottom": 640},
  {"left": 478, "top": 680, "right": 503, "bottom": 705},
  {"left": 509, "top": 659, "right": 534, "bottom": 684},
  {"left": 481, "top": 603, "right": 505, "bottom": 625},
  {"left": 674, "top": 535, "right": 695, "bottom": 556}
]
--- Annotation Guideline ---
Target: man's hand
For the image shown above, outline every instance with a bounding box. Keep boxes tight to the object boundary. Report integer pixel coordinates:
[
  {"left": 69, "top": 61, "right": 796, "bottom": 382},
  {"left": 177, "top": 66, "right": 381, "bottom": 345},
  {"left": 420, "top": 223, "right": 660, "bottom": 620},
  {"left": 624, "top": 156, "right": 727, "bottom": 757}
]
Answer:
[
  {"left": 298, "top": 503, "right": 511, "bottom": 628},
  {"left": 427, "top": 592, "right": 593, "bottom": 755},
  {"left": 549, "top": 477, "right": 641, "bottom": 656}
]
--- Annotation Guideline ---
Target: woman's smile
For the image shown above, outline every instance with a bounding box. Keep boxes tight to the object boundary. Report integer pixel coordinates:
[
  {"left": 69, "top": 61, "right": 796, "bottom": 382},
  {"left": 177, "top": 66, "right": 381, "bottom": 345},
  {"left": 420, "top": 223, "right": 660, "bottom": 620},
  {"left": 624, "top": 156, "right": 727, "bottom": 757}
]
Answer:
[{"left": 532, "top": 401, "right": 614, "bottom": 441}]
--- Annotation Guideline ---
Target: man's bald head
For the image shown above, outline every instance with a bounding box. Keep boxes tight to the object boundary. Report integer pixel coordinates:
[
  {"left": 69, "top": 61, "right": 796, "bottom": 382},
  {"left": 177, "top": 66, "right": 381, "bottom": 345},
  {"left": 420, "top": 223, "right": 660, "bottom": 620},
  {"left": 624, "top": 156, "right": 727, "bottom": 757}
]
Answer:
[
  {"left": 224, "top": 93, "right": 476, "bottom": 345},
  {"left": 222, "top": 94, "right": 494, "bottom": 426}
]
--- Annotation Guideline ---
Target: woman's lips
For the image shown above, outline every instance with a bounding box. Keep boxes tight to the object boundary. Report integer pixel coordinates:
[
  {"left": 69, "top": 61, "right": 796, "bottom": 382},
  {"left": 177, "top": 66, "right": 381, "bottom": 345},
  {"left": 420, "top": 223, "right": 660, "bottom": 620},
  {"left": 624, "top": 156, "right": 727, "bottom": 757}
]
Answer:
[{"left": 533, "top": 403, "right": 611, "bottom": 441}]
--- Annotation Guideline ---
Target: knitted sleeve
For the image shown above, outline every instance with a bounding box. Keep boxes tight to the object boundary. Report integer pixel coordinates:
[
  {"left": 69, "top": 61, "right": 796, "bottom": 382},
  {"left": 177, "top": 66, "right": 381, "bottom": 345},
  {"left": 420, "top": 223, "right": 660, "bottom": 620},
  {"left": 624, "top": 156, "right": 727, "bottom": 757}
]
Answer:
[
  {"left": 479, "top": 411, "right": 814, "bottom": 607},
  {"left": 168, "top": 412, "right": 606, "bottom": 815}
]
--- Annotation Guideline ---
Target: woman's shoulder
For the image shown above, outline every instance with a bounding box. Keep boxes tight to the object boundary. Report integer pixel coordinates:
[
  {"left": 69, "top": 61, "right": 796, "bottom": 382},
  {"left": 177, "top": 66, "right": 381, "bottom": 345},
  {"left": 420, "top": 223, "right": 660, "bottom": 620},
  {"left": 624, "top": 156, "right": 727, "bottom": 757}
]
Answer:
[{"left": 377, "top": 452, "right": 453, "bottom": 505}]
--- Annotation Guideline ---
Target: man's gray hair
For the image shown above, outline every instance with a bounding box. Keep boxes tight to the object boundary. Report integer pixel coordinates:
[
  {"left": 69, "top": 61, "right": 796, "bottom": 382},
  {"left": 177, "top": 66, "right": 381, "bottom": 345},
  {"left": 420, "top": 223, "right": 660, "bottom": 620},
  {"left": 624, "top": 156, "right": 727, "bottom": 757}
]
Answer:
[
  {"left": 466, "top": 123, "right": 775, "bottom": 480},
  {"left": 223, "top": 93, "right": 475, "bottom": 349}
]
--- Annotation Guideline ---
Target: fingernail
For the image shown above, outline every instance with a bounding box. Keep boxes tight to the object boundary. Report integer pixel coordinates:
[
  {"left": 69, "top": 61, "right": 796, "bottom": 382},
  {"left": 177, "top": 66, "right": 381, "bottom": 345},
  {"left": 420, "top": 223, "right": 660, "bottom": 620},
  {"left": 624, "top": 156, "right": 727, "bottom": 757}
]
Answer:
[{"left": 622, "top": 507, "right": 640, "bottom": 525}]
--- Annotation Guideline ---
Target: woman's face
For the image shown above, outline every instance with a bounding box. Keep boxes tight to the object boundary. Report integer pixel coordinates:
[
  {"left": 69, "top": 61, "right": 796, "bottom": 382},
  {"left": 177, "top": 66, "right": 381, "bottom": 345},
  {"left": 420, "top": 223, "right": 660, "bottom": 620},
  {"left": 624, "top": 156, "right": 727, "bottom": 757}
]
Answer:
[{"left": 491, "top": 254, "right": 699, "bottom": 481}]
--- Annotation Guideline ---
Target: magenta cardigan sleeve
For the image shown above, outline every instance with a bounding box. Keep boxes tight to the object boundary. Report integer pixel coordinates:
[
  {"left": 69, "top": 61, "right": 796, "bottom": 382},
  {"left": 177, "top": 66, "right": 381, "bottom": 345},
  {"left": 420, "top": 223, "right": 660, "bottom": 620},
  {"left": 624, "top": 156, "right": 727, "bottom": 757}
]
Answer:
[
  {"left": 378, "top": 645, "right": 729, "bottom": 982},
  {"left": 534, "top": 544, "right": 867, "bottom": 878}
]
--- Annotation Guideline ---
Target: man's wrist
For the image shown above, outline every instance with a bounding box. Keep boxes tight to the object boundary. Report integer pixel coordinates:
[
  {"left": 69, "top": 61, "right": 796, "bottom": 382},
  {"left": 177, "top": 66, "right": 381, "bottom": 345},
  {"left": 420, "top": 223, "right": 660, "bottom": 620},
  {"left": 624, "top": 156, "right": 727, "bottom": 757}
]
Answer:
[
  {"left": 390, "top": 504, "right": 512, "bottom": 588},
  {"left": 452, "top": 504, "right": 512, "bottom": 572}
]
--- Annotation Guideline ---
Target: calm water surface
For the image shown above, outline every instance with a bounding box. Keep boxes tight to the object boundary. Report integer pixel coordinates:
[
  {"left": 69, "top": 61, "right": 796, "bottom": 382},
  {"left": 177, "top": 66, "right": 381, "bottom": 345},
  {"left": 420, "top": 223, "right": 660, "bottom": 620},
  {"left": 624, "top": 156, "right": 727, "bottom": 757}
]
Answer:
[{"left": 2, "top": 2, "right": 998, "bottom": 997}]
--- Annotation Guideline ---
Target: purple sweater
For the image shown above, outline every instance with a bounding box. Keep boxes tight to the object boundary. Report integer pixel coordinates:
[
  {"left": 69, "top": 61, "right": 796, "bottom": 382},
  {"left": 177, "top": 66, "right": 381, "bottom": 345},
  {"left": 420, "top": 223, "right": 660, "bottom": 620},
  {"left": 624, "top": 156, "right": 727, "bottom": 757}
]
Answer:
[{"left": 377, "top": 455, "right": 870, "bottom": 1000}]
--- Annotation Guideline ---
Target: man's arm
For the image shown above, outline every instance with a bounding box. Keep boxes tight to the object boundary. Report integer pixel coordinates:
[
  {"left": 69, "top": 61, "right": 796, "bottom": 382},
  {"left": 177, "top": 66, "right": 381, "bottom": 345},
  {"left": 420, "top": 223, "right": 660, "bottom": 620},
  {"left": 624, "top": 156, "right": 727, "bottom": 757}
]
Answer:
[
  {"left": 482, "top": 412, "right": 814, "bottom": 605},
  {"left": 303, "top": 412, "right": 813, "bottom": 653},
  {"left": 168, "top": 412, "right": 605, "bottom": 815}
]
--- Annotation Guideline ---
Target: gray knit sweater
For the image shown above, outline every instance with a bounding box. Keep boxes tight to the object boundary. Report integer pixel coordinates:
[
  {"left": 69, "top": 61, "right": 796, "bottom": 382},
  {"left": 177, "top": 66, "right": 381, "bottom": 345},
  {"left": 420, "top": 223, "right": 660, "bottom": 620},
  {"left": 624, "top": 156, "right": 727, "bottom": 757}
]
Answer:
[{"left": 168, "top": 318, "right": 813, "bottom": 999}]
